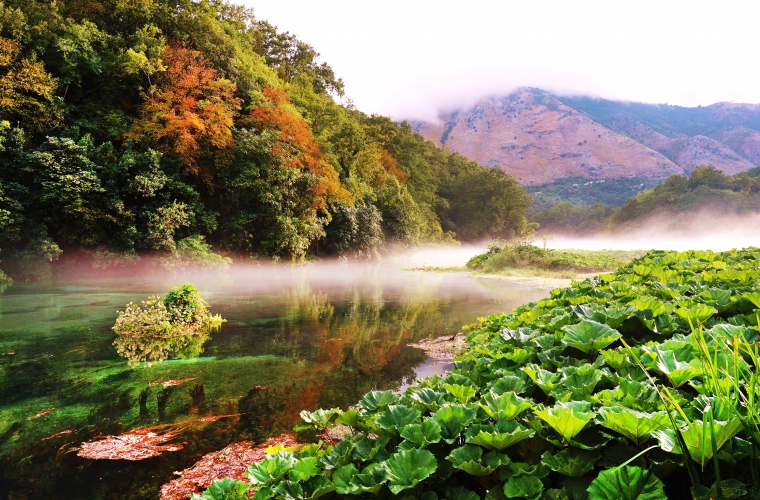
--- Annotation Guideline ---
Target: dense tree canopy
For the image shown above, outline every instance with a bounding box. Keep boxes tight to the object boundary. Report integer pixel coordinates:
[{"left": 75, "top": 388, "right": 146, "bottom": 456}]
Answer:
[{"left": 0, "top": 0, "right": 532, "bottom": 277}]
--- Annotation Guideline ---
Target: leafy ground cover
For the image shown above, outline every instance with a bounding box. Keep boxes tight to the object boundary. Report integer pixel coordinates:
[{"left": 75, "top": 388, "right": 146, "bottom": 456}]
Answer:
[
  {"left": 195, "top": 248, "right": 760, "bottom": 500},
  {"left": 466, "top": 245, "right": 644, "bottom": 277}
]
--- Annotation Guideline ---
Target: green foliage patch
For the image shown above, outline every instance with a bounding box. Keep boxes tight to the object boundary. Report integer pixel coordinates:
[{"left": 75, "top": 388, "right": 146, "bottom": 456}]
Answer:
[
  {"left": 195, "top": 248, "right": 760, "bottom": 499},
  {"left": 112, "top": 283, "right": 224, "bottom": 364},
  {"left": 528, "top": 176, "right": 663, "bottom": 210},
  {"left": 466, "top": 244, "right": 643, "bottom": 276}
]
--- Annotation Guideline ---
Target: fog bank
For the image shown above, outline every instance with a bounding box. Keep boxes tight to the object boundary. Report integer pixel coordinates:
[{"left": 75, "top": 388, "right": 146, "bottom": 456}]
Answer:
[{"left": 544, "top": 212, "right": 760, "bottom": 252}]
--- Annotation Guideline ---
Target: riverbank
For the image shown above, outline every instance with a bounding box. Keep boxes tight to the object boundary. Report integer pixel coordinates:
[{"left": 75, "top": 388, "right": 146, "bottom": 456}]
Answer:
[
  {"left": 193, "top": 247, "right": 760, "bottom": 499},
  {"left": 403, "top": 245, "right": 643, "bottom": 283}
]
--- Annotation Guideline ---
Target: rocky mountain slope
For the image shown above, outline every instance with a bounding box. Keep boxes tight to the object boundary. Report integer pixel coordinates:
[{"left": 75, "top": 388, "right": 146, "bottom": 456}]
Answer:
[{"left": 412, "top": 88, "right": 760, "bottom": 186}]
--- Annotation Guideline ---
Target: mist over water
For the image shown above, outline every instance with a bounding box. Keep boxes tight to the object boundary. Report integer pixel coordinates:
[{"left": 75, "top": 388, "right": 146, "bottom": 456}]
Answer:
[{"left": 544, "top": 212, "right": 760, "bottom": 253}]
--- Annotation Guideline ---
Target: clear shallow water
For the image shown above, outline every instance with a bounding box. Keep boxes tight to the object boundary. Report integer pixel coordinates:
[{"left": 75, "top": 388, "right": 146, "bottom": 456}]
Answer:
[{"left": 0, "top": 263, "right": 550, "bottom": 499}]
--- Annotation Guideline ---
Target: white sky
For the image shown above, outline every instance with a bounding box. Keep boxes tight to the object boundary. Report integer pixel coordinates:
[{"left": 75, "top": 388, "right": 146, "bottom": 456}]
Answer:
[{"left": 241, "top": 0, "right": 760, "bottom": 121}]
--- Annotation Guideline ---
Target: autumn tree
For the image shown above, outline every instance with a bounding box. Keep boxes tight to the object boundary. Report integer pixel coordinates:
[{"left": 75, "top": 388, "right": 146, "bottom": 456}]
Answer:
[
  {"left": 129, "top": 42, "right": 241, "bottom": 185},
  {"left": 246, "top": 86, "right": 351, "bottom": 209}
]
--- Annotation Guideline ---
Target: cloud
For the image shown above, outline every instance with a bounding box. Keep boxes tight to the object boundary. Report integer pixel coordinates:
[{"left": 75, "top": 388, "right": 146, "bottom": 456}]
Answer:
[{"left": 246, "top": 0, "right": 760, "bottom": 121}]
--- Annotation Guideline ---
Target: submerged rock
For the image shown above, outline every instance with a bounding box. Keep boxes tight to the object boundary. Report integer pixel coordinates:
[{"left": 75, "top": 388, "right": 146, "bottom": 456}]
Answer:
[{"left": 408, "top": 332, "right": 468, "bottom": 362}]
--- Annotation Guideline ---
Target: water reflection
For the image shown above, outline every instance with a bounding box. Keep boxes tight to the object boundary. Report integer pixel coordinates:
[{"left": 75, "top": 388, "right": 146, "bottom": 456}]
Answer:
[
  {"left": 0, "top": 263, "right": 552, "bottom": 499},
  {"left": 113, "top": 330, "right": 212, "bottom": 364}
]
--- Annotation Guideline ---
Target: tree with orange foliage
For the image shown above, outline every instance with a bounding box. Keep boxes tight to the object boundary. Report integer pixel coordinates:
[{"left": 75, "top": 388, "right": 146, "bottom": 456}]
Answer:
[
  {"left": 246, "top": 87, "right": 351, "bottom": 208},
  {"left": 129, "top": 42, "right": 241, "bottom": 185},
  {"left": 216, "top": 87, "right": 353, "bottom": 260}
]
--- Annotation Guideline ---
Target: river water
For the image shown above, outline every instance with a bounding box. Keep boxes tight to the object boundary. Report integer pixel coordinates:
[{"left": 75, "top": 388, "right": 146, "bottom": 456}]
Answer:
[{"left": 0, "top": 262, "right": 551, "bottom": 499}]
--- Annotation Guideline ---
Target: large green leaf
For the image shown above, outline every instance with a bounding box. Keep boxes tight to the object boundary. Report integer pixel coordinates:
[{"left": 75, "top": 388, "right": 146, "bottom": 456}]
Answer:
[
  {"left": 465, "top": 420, "right": 535, "bottom": 451},
  {"left": 600, "top": 348, "right": 633, "bottom": 371},
  {"left": 332, "top": 464, "right": 358, "bottom": 495},
  {"left": 587, "top": 466, "right": 666, "bottom": 500},
  {"left": 351, "top": 436, "right": 389, "bottom": 462},
  {"left": 562, "top": 320, "right": 621, "bottom": 354},
  {"left": 318, "top": 440, "right": 352, "bottom": 471},
  {"left": 540, "top": 448, "right": 599, "bottom": 477},
  {"left": 400, "top": 419, "right": 442, "bottom": 448},
  {"left": 446, "top": 486, "right": 481, "bottom": 500},
  {"left": 247, "top": 452, "right": 297, "bottom": 485},
  {"left": 289, "top": 457, "right": 319, "bottom": 482},
  {"left": 655, "top": 418, "right": 744, "bottom": 463},
  {"left": 674, "top": 304, "right": 717, "bottom": 325},
  {"left": 381, "top": 448, "right": 438, "bottom": 494},
  {"left": 333, "top": 463, "right": 386, "bottom": 495},
  {"left": 334, "top": 409, "right": 360, "bottom": 427},
  {"left": 433, "top": 404, "right": 478, "bottom": 443},
  {"left": 272, "top": 480, "right": 304, "bottom": 500},
  {"left": 503, "top": 475, "right": 544, "bottom": 499},
  {"left": 303, "top": 476, "right": 335, "bottom": 499},
  {"left": 298, "top": 408, "right": 341, "bottom": 430},
  {"left": 447, "top": 444, "right": 509, "bottom": 476},
  {"left": 523, "top": 365, "right": 561, "bottom": 396},
  {"left": 410, "top": 388, "right": 447, "bottom": 411},
  {"left": 375, "top": 405, "right": 421, "bottom": 431},
  {"left": 598, "top": 406, "right": 670, "bottom": 446},
  {"left": 194, "top": 478, "right": 250, "bottom": 500},
  {"left": 481, "top": 391, "right": 533, "bottom": 420},
  {"left": 534, "top": 402, "right": 594, "bottom": 442},
  {"left": 641, "top": 343, "right": 703, "bottom": 388},
  {"left": 560, "top": 364, "right": 603, "bottom": 398},
  {"left": 443, "top": 384, "right": 478, "bottom": 403},
  {"left": 358, "top": 390, "right": 399, "bottom": 411},
  {"left": 490, "top": 375, "right": 527, "bottom": 395}
]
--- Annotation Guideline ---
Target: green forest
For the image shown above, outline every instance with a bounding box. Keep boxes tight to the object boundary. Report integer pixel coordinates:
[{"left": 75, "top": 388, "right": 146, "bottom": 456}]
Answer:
[
  {"left": 0, "top": 0, "right": 533, "bottom": 280},
  {"left": 531, "top": 166, "right": 760, "bottom": 235},
  {"left": 528, "top": 176, "right": 663, "bottom": 210}
]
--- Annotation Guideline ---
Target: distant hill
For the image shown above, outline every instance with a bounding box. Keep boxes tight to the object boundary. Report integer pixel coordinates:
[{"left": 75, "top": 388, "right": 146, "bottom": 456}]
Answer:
[{"left": 411, "top": 88, "right": 760, "bottom": 202}]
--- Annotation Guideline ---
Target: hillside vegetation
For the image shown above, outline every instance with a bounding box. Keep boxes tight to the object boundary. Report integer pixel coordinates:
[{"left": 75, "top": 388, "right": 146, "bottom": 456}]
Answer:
[
  {"left": 528, "top": 176, "right": 663, "bottom": 210},
  {"left": 532, "top": 166, "right": 760, "bottom": 235},
  {"left": 0, "top": 0, "right": 531, "bottom": 280},
  {"left": 195, "top": 248, "right": 760, "bottom": 500}
]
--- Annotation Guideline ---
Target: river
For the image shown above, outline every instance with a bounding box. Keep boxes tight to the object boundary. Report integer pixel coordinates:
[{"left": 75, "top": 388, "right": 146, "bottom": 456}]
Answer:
[{"left": 0, "top": 262, "right": 551, "bottom": 499}]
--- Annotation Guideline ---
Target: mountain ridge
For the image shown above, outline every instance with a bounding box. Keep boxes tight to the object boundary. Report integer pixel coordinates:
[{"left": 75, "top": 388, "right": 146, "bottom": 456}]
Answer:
[{"left": 412, "top": 88, "right": 760, "bottom": 186}]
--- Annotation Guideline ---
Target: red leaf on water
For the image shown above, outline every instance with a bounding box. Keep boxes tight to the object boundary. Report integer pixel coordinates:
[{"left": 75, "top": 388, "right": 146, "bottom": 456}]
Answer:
[{"left": 160, "top": 434, "right": 299, "bottom": 500}]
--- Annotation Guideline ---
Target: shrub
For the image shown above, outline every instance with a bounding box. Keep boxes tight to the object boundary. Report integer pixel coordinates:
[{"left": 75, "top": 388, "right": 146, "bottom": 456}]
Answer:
[{"left": 113, "top": 284, "right": 223, "bottom": 364}]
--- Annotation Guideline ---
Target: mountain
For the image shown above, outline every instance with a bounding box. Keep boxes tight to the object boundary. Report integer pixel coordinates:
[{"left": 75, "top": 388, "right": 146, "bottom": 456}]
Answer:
[
  {"left": 411, "top": 88, "right": 760, "bottom": 187},
  {"left": 559, "top": 95, "right": 760, "bottom": 174}
]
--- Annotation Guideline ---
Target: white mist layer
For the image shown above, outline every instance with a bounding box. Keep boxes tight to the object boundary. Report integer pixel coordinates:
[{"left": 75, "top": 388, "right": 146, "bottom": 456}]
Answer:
[
  {"left": 392, "top": 244, "right": 488, "bottom": 268},
  {"left": 544, "top": 213, "right": 760, "bottom": 252}
]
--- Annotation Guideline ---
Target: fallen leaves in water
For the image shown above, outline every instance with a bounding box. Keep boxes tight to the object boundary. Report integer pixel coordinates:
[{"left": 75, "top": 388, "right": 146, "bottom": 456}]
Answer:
[
  {"left": 77, "top": 414, "right": 244, "bottom": 461},
  {"left": 27, "top": 408, "right": 55, "bottom": 421},
  {"left": 43, "top": 429, "right": 74, "bottom": 440},
  {"left": 408, "top": 332, "right": 468, "bottom": 362},
  {"left": 160, "top": 434, "right": 299, "bottom": 500},
  {"left": 150, "top": 377, "right": 198, "bottom": 387},
  {"left": 78, "top": 427, "right": 184, "bottom": 460}
]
